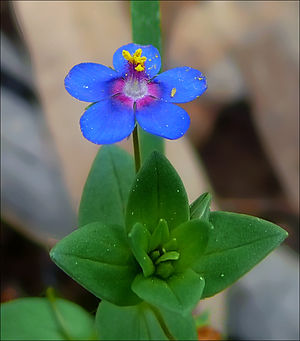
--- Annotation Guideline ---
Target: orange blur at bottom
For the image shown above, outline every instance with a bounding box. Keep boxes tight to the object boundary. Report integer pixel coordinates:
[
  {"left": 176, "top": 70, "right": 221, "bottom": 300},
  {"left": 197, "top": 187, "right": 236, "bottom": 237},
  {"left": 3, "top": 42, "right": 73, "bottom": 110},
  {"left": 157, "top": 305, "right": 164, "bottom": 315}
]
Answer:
[{"left": 197, "top": 326, "right": 222, "bottom": 340}]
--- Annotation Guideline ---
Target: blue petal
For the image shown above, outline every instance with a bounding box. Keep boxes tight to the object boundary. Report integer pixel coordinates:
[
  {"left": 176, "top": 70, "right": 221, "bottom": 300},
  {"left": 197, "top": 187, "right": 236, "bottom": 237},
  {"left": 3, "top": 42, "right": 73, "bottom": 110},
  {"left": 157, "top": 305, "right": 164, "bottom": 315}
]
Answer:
[
  {"left": 154, "top": 67, "right": 207, "bottom": 103},
  {"left": 65, "top": 63, "right": 118, "bottom": 102},
  {"left": 136, "top": 101, "right": 190, "bottom": 140},
  {"left": 113, "top": 43, "right": 161, "bottom": 78},
  {"left": 80, "top": 99, "right": 135, "bottom": 144}
]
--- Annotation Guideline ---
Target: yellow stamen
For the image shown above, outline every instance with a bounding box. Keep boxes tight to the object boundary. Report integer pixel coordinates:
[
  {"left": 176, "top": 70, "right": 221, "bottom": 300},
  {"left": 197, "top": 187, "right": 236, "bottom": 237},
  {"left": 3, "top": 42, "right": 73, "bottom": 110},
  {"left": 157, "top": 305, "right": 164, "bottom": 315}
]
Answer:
[
  {"left": 122, "top": 48, "right": 147, "bottom": 72},
  {"left": 122, "top": 50, "right": 133, "bottom": 63},
  {"left": 135, "top": 64, "right": 144, "bottom": 72},
  {"left": 198, "top": 77, "right": 203, "bottom": 81},
  {"left": 133, "top": 49, "right": 142, "bottom": 58},
  {"left": 171, "top": 88, "right": 176, "bottom": 97}
]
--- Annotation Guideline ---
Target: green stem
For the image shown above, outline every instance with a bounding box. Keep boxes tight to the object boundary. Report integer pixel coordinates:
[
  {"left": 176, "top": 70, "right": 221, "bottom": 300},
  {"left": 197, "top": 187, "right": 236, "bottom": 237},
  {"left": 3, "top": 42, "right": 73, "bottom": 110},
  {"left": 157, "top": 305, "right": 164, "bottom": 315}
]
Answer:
[
  {"left": 130, "top": 0, "right": 165, "bottom": 162},
  {"left": 148, "top": 304, "right": 177, "bottom": 341},
  {"left": 133, "top": 124, "right": 141, "bottom": 173},
  {"left": 46, "top": 288, "right": 72, "bottom": 340}
]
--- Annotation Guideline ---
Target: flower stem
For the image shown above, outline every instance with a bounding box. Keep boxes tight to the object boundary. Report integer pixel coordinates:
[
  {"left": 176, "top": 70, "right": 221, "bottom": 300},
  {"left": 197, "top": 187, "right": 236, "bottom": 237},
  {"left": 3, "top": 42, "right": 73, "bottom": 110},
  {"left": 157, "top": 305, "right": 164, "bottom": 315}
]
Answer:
[{"left": 133, "top": 124, "right": 141, "bottom": 173}]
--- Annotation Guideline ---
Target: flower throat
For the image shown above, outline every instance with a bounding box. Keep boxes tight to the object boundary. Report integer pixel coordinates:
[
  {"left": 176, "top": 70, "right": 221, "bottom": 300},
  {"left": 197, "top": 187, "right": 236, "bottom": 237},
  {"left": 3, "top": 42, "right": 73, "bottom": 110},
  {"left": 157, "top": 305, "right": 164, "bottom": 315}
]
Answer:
[{"left": 122, "top": 48, "right": 148, "bottom": 101}]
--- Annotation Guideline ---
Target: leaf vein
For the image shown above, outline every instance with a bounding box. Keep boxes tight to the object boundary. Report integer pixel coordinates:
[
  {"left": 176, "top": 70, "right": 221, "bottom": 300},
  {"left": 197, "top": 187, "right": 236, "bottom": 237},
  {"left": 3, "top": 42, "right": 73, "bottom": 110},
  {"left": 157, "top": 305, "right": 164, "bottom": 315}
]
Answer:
[
  {"left": 59, "top": 252, "right": 130, "bottom": 268},
  {"left": 203, "top": 233, "right": 283, "bottom": 257}
]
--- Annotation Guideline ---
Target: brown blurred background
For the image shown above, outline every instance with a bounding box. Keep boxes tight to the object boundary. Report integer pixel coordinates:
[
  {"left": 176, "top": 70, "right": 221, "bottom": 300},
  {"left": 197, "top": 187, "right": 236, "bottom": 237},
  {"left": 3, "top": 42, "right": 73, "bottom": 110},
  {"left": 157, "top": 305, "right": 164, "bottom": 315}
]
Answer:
[{"left": 1, "top": 1, "right": 299, "bottom": 340}]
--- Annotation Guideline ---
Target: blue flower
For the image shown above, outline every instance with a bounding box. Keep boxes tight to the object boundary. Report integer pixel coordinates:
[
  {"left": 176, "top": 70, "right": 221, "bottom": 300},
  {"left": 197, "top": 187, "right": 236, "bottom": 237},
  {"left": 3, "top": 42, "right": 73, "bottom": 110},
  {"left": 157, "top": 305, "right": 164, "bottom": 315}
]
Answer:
[{"left": 65, "top": 43, "right": 207, "bottom": 144}]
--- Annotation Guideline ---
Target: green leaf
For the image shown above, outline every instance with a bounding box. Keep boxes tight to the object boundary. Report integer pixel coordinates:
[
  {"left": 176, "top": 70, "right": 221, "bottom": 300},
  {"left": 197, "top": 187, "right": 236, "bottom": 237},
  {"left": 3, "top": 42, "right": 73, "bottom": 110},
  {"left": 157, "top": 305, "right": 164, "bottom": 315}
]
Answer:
[
  {"left": 171, "top": 219, "right": 210, "bottom": 272},
  {"left": 157, "top": 306, "right": 198, "bottom": 340},
  {"left": 149, "top": 218, "right": 170, "bottom": 251},
  {"left": 50, "top": 222, "right": 140, "bottom": 306},
  {"left": 155, "top": 251, "right": 180, "bottom": 264},
  {"left": 96, "top": 301, "right": 197, "bottom": 340},
  {"left": 128, "top": 222, "right": 155, "bottom": 277},
  {"left": 131, "top": 0, "right": 164, "bottom": 162},
  {"left": 78, "top": 145, "right": 135, "bottom": 227},
  {"left": 131, "top": 269, "right": 205, "bottom": 314},
  {"left": 1, "top": 297, "right": 96, "bottom": 340},
  {"left": 138, "top": 128, "right": 165, "bottom": 164},
  {"left": 190, "top": 192, "right": 211, "bottom": 221},
  {"left": 96, "top": 301, "right": 167, "bottom": 340},
  {"left": 193, "top": 211, "right": 288, "bottom": 298},
  {"left": 126, "top": 152, "right": 189, "bottom": 234}
]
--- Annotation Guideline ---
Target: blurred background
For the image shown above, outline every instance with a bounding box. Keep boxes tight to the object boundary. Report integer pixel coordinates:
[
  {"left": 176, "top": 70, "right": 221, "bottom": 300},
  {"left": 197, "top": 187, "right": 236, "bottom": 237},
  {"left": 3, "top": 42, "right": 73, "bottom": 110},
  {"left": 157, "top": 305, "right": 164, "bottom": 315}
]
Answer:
[{"left": 1, "top": 1, "right": 299, "bottom": 340}]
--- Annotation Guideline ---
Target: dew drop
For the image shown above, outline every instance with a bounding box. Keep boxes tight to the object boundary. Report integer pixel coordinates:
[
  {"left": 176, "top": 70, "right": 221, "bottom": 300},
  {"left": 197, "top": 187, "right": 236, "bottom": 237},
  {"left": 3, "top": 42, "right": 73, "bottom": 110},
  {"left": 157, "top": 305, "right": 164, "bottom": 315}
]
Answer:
[
  {"left": 220, "top": 273, "right": 225, "bottom": 278},
  {"left": 176, "top": 189, "right": 180, "bottom": 193}
]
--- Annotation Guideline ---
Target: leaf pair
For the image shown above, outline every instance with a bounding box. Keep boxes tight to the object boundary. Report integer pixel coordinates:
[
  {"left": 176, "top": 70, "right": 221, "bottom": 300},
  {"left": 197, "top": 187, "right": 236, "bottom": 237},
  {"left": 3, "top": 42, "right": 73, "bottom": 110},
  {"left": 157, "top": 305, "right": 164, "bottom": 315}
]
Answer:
[
  {"left": 50, "top": 145, "right": 287, "bottom": 316},
  {"left": 51, "top": 148, "right": 210, "bottom": 314}
]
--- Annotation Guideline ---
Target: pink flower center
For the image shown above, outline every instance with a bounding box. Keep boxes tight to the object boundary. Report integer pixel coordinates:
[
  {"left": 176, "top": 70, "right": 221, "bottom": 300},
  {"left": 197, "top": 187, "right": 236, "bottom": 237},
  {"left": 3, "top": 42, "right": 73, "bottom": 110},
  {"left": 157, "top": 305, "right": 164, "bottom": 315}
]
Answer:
[
  {"left": 110, "top": 54, "right": 160, "bottom": 109},
  {"left": 123, "top": 76, "right": 148, "bottom": 101}
]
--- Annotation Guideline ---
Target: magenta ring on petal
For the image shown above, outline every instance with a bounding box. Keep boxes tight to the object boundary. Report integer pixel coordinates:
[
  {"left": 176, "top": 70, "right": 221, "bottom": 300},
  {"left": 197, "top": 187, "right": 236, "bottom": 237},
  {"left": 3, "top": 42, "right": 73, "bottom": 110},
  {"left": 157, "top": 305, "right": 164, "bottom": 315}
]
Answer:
[{"left": 64, "top": 43, "right": 207, "bottom": 145}]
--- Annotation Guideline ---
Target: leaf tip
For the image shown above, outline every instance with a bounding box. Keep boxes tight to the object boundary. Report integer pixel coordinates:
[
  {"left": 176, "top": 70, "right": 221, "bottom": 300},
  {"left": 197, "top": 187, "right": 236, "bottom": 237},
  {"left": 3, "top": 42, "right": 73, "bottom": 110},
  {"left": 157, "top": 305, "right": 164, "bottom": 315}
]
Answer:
[{"left": 49, "top": 245, "right": 59, "bottom": 263}]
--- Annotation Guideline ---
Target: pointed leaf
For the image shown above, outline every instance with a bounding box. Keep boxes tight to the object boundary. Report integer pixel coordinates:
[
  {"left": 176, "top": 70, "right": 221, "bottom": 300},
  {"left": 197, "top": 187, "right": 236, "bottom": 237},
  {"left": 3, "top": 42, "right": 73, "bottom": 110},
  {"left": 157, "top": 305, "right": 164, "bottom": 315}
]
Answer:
[
  {"left": 155, "top": 251, "right": 180, "bottom": 264},
  {"left": 190, "top": 192, "right": 211, "bottom": 221},
  {"left": 193, "top": 211, "right": 288, "bottom": 298},
  {"left": 149, "top": 219, "right": 170, "bottom": 251},
  {"left": 132, "top": 269, "right": 205, "bottom": 314},
  {"left": 1, "top": 297, "right": 97, "bottom": 340},
  {"left": 171, "top": 219, "right": 210, "bottom": 272},
  {"left": 128, "top": 223, "right": 155, "bottom": 277},
  {"left": 163, "top": 237, "right": 178, "bottom": 251},
  {"left": 126, "top": 152, "right": 189, "bottom": 234},
  {"left": 50, "top": 222, "right": 140, "bottom": 306},
  {"left": 78, "top": 145, "right": 135, "bottom": 227}
]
